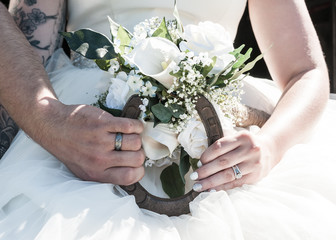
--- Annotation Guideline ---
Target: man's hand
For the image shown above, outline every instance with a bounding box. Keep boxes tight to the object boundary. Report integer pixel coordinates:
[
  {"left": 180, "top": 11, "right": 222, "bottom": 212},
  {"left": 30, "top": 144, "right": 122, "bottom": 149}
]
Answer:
[{"left": 37, "top": 99, "right": 145, "bottom": 186}]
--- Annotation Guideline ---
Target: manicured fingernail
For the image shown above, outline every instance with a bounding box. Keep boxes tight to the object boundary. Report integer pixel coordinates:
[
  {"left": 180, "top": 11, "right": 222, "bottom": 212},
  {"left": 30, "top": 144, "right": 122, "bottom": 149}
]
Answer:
[
  {"left": 209, "top": 189, "right": 216, "bottom": 193},
  {"left": 193, "top": 183, "right": 202, "bottom": 192},
  {"left": 190, "top": 172, "right": 198, "bottom": 181},
  {"left": 197, "top": 160, "right": 203, "bottom": 168}
]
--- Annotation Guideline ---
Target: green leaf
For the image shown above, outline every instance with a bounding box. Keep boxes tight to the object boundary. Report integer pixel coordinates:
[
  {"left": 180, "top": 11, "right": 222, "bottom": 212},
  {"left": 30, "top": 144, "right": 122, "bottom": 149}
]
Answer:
[
  {"left": 231, "top": 52, "right": 264, "bottom": 80},
  {"left": 230, "top": 44, "right": 245, "bottom": 58},
  {"left": 169, "top": 103, "right": 186, "bottom": 118},
  {"left": 116, "top": 25, "right": 132, "bottom": 54},
  {"left": 160, "top": 163, "right": 185, "bottom": 198},
  {"left": 94, "top": 59, "right": 111, "bottom": 71},
  {"left": 98, "top": 100, "right": 122, "bottom": 117},
  {"left": 152, "top": 17, "right": 173, "bottom": 41},
  {"left": 202, "top": 56, "right": 217, "bottom": 77},
  {"left": 61, "top": 29, "right": 116, "bottom": 60},
  {"left": 207, "top": 60, "right": 235, "bottom": 87},
  {"left": 232, "top": 48, "right": 252, "bottom": 70},
  {"left": 179, "top": 148, "right": 191, "bottom": 184},
  {"left": 189, "top": 157, "right": 199, "bottom": 171},
  {"left": 151, "top": 103, "right": 172, "bottom": 123},
  {"left": 173, "top": 0, "right": 184, "bottom": 33},
  {"left": 107, "top": 16, "right": 119, "bottom": 41}
]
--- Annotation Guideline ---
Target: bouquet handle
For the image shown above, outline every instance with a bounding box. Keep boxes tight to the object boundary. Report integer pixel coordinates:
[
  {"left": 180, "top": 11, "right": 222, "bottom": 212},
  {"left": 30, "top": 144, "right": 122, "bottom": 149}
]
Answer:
[{"left": 120, "top": 95, "right": 223, "bottom": 216}]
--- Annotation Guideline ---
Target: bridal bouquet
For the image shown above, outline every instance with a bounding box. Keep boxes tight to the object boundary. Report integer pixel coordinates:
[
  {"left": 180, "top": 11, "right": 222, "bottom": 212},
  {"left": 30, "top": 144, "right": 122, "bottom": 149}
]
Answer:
[{"left": 62, "top": 4, "right": 262, "bottom": 198}]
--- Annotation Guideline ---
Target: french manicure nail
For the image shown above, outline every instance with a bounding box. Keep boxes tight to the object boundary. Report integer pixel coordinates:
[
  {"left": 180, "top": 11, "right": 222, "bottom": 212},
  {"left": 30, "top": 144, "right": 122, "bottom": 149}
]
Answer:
[
  {"left": 197, "top": 160, "right": 203, "bottom": 168},
  {"left": 193, "top": 183, "right": 203, "bottom": 192},
  {"left": 190, "top": 172, "right": 198, "bottom": 181}
]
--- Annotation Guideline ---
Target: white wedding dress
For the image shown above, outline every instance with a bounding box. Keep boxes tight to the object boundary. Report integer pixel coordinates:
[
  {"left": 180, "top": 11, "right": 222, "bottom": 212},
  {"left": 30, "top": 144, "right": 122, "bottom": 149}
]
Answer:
[{"left": 1, "top": 0, "right": 336, "bottom": 239}]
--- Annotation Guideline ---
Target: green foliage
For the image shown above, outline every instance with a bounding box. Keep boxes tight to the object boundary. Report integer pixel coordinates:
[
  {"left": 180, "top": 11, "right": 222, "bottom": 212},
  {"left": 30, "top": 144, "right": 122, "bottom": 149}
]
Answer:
[
  {"left": 173, "top": 0, "right": 184, "bottom": 33},
  {"left": 151, "top": 103, "right": 173, "bottom": 123},
  {"left": 189, "top": 158, "right": 199, "bottom": 171},
  {"left": 94, "top": 59, "right": 111, "bottom": 71},
  {"left": 152, "top": 17, "right": 173, "bottom": 41},
  {"left": 179, "top": 148, "right": 190, "bottom": 184},
  {"left": 116, "top": 25, "right": 132, "bottom": 54},
  {"left": 201, "top": 56, "right": 217, "bottom": 77},
  {"left": 169, "top": 104, "right": 186, "bottom": 118},
  {"left": 151, "top": 102, "right": 185, "bottom": 125},
  {"left": 61, "top": 29, "right": 116, "bottom": 60},
  {"left": 98, "top": 100, "right": 122, "bottom": 117},
  {"left": 160, "top": 163, "right": 185, "bottom": 198},
  {"left": 232, "top": 47, "right": 252, "bottom": 69}
]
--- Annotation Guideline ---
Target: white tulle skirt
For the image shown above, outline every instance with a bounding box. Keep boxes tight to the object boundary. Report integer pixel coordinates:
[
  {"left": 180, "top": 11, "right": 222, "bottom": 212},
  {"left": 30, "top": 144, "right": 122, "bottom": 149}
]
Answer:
[{"left": 1, "top": 49, "right": 336, "bottom": 240}]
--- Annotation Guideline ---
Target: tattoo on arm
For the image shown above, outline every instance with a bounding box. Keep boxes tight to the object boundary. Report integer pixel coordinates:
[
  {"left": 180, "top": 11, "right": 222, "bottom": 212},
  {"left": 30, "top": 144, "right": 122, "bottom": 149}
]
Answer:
[
  {"left": 0, "top": 104, "right": 19, "bottom": 158},
  {"left": 10, "top": 0, "right": 66, "bottom": 64},
  {"left": 13, "top": 6, "right": 57, "bottom": 51}
]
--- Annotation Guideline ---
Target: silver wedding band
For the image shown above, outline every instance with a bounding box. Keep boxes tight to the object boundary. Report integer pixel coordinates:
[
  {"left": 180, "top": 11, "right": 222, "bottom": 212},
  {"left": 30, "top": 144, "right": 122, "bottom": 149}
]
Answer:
[
  {"left": 115, "top": 132, "right": 123, "bottom": 151},
  {"left": 232, "top": 164, "right": 243, "bottom": 179}
]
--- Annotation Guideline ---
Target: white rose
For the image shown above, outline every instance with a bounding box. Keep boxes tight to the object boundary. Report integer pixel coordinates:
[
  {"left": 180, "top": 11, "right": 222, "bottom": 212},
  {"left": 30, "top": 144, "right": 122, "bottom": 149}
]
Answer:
[
  {"left": 178, "top": 118, "right": 208, "bottom": 159},
  {"left": 142, "top": 122, "right": 179, "bottom": 161},
  {"left": 178, "top": 103, "right": 236, "bottom": 159},
  {"left": 179, "top": 21, "right": 235, "bottom": 75},
  {"left": 105, "top": 72, "right": 130, "bottom": 110},
  {"left": 126, "top": 37, "right": 181, "bottom": 89}
]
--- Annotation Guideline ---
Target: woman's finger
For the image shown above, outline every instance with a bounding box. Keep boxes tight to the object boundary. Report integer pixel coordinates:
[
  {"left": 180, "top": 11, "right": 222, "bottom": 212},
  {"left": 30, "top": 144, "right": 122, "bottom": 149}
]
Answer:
[
  {"left": 200, "top": 136, "right": 241, "bottom": 164},
  {"left": 192, "top": 161, "right": 255, "bottom": 192},
  {"left": 215, "top": 173, "right": 255, "bottom": 191},
  {"left": 196, "top": 146, "right": 247, "bottom": 180}
]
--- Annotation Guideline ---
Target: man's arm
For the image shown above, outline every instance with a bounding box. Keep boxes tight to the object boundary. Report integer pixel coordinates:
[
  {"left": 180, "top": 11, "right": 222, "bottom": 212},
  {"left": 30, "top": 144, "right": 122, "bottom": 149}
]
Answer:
[
  {"left": 8, "top": 0, "right": 66, "bottom": 64},
  {"left": 0, "top": 0, "right": 66, "bottom": 158},
  {"left": 0, "top": 1, "right": 145, "bottom": 185},
  {"left": 0, "top": 103, "right": 18, "bottom": 158}
]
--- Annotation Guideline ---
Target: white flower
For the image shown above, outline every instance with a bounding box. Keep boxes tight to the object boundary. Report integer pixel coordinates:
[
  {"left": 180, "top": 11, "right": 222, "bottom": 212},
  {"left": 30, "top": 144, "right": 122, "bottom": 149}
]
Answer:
[
  {"left": 139, "top": 105, "right": 147, "bottom": 112},
  {"left": 127, "top": 74, "right": 143, "bottom": 92},
  {"left": 177, "top": 118, "right": 208, "bottom": 159},
  {"left": 139, "top": 98, "right": 149, "bottom": 112},
  {"left": 126, "top": 37, "right": 181, "bottom": 89},
  {"left": 179, "top": 21, "right": 233, "bottom": 57},
  {"left": 108, "top": 59, "right": 120, "bottom": 75},
  {"left": 179, "top": 21, "right": 236, "bottom": 74},
  {"left": 177, "top": 101, "right": 236, "bottom": 159},
  {"left": 141, "top": 81, "right": 157, "bottom": 97},
  {"left": 142, "top": 98, "right": 149, "bottom": 106},
  {"left": 105, "top": 72, "right": 130, "bottom": 110},
  {"left": 142, "top": 122, "right": 179, "bottom": 161}
]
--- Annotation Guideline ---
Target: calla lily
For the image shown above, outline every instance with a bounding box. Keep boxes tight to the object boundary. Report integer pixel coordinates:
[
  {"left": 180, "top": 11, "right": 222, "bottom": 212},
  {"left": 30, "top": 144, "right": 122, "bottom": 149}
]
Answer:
[{"left": 126, "top": 37, "right": 181, "bottom": 89}]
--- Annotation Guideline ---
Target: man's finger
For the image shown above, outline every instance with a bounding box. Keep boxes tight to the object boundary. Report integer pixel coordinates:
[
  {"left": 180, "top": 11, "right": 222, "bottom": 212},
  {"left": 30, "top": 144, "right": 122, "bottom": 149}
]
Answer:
[
  {"left": 102, "top": 166, "right": 145, "bottom": 185},
  {"left": 108, "top": 117, "right": 144, "bottom": 134},
  {"left": 110, "top": 133, "right": 142, "bottom": 151},
  {"left": 108, "top": 149, "right": 146, "bottom": 168}
]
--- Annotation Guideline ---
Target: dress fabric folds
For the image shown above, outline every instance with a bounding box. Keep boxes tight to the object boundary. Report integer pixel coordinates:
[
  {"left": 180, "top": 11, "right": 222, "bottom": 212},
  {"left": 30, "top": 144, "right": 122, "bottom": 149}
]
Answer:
[{"left": 1, "top": 0, "right": 336, "bottom": 239}]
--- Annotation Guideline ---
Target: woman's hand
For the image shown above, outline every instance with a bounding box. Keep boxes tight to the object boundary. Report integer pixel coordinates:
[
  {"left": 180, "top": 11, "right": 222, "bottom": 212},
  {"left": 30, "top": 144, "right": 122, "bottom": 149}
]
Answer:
[
  {"left": 37, "top": 99, "right": 145, "bottom": 186},
  {"left": 191, "top": 130, "right": 277, "bottom": 192}
]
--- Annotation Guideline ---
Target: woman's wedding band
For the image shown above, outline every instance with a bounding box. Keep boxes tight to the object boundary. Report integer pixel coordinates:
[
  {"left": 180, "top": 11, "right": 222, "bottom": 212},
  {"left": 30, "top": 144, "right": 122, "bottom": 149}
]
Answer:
[
  {"left": 115, "top": 132, "right": 123, "bottom": 151},
  {"left": 232, "top": 165, "right": 243, "bottom": 179}
]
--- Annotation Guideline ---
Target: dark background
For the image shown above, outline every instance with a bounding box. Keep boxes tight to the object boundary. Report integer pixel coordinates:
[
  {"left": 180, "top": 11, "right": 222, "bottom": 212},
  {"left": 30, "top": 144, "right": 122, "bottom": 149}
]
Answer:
[{"left": 1, "top": 0, "right": 335, "bottom": 92}]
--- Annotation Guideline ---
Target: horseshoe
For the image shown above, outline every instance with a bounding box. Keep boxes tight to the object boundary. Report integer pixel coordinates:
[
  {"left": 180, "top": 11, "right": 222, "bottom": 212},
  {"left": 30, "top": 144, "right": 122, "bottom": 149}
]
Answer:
[{"left": 120, "top": 95, "right": 223, "bottom": 216}]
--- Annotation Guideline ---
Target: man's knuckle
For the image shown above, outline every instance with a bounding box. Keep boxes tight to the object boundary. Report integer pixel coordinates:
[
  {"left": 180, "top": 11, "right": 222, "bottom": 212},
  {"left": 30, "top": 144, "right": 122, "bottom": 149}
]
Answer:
[
  {"left": 123, "top": 168, "right": 136, "bottom": 185},
  {"left": 133, "top": 135, "right": 142, "bottom": 150}
]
